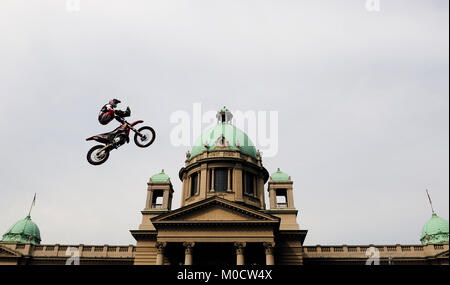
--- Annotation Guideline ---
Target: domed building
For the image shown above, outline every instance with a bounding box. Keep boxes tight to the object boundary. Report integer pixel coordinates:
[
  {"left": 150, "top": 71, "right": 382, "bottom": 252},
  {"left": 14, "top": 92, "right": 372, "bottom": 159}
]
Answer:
[
  {"left": 1, "top": 215, "right": 41, "bottom": 245},
  {"left": 131, "top": 107, "right": 305, "bottom": 265},
  {"left": 421, "top": 212, "right": 449, "bottom": 245},
  {"left": 0, "top": 107, "right": 448, "bottom": 265}
]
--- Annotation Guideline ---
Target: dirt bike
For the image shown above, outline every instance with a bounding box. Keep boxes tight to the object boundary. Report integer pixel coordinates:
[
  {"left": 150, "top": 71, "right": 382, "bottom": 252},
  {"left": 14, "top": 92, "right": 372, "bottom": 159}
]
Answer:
[{"left": 86, "top": 112, "right": 155, "bottom": 165}]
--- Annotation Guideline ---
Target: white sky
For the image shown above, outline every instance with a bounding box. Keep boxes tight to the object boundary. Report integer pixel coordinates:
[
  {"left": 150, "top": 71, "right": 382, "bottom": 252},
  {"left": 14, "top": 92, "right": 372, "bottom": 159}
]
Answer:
[{"left": 0, "top": 0, "right": 448, "bottom": 246}]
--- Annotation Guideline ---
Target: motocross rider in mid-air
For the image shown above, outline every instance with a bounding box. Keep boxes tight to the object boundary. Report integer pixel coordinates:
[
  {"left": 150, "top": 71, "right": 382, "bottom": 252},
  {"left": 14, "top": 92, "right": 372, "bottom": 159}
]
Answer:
[
  {"left": 98, "top": 99, "right": 130, "bottom": 125},
  {"left": 86, "top": 99, "right": 155, "bottom": 165},
  {"left": 98, "top": 99, "right": 131, "bottom": 147}
]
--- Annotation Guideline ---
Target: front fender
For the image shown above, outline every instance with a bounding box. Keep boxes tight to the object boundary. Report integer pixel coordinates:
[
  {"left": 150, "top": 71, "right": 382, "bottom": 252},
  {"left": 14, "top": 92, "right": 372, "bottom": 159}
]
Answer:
[{"left": 130, "top": 120, "right": 144, "bottom": 126}]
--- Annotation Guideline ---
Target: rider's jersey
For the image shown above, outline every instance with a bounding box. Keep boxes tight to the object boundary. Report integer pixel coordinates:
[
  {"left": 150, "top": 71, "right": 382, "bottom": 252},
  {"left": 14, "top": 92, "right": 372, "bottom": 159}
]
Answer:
[{"left": 98, "top": 103, "right": 116, "bottom": 125}]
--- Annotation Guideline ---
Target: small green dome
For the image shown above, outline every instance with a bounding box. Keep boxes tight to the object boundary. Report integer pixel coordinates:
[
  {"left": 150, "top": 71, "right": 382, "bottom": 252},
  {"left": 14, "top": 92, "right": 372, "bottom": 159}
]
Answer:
[
  {"left": 420, "top": 212, "right": 449, "bottom": 245},
  {"left": 151, "top": 169, "right": 170, "bottom": 183},
  {"left": 1, "top": 216, "right": 41, "bottom": 245},
  {"left": 271, "top": 168, "right": 290, "bottom": 181},
  {"left": 189, "top": 123, "right": 257, "bottom": 160}
]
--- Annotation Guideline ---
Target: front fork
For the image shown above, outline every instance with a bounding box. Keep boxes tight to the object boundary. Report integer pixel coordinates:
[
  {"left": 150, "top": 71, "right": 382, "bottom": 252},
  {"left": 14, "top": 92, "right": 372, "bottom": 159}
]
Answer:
[
  {"left": 130, "top": 125, "right": 146, "bottom": 139},
  {"left": 130, "top": 125, "right": 143, "bottom": 137},
  {"left": 97, "top": 144, "right": 112, "bottom": 153}
]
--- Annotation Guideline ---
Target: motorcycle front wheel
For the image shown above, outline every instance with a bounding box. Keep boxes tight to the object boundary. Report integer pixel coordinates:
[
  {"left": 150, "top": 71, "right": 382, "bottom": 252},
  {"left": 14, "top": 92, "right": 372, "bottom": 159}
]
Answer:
[
  {"left": 134, "top": 126, "right": 156, "bottom": 148},
  {"left": 87, "top": 145, "right": 110, "bottom": 165}
]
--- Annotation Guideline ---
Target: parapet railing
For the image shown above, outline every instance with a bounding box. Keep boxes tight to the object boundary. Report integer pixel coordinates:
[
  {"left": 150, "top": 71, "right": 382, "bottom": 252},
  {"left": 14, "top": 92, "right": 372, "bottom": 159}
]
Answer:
[
  {"left": 303, "top": 244, "right": 447, "bottom": 255},
  {"left": 11, "top": 243, "right": 136, "bottom": 258}
]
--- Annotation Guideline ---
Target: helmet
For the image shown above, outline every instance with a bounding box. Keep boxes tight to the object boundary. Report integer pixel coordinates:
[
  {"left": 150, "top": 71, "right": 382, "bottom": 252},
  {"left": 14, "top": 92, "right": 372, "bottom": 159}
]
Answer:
[{"left": 109, "top": 99, "right": 121, "bottom": 108}]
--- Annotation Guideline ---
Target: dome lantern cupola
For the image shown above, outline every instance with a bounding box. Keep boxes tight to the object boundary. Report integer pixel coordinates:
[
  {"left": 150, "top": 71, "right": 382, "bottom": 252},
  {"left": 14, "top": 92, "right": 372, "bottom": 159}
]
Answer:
[
  {"left": 146, "top": 169, "right": 174, "bottom": 211},
  {"left": 268, "top": 168, "right": 295, "bottom": 210},
  {"left": 216, "top": 106, "right": 233, "bottom": 124}
]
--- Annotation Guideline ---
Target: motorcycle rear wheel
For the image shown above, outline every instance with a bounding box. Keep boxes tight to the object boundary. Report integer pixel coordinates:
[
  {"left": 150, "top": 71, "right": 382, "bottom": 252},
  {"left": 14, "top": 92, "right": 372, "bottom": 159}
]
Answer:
[
  {"left": 87, "top": 145, "right": 110, "bottom": 165},
  {"left": 134, "top": 126, "right": 156, "bottom": 148}
]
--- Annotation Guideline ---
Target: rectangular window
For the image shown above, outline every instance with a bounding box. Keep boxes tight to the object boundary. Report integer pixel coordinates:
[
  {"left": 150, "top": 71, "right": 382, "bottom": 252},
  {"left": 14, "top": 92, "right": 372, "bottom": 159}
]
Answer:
[
  {"left": 214, "top": 168, "right": 228, "bottom": 192},
  {"left": 152, "top": 189, "right": 164, "bottom": 208},
  {"left": 245, "top": 172, "right": 254, "bottom": 196},
  {"left": 229, "top": 169, "right": 233, "bottom": 191},
  {"left": 190, "top": 173, "right": 198, "bottom": 196},
  {"left": 209, "top": 169, "right": 213, "bottom": 191},
  {"left": 276, "top": 189, "right": 287, "bottom": 208}
]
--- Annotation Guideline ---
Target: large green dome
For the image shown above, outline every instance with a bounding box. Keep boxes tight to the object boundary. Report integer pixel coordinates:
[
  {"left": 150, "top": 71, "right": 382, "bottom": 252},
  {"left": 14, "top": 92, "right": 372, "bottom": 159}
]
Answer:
[
  {"left": 189, "top": 123, "right": 257, "bottom": 160},
  {"left": 1, "top": 216, "right": 41, "bottom": 245},
  {"left": 420, "top": 213, "right": 449, "bottom": 245}
]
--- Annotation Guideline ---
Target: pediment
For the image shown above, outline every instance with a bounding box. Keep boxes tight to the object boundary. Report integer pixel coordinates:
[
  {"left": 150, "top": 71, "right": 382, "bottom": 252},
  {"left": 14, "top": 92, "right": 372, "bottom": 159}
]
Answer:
[
  {"left": 435, "top": 250, "right": 449, "bottom": 259},
  {"left": 0, "top": 244, "right": 22, "bottom": 258},
  {"left": 169, "top": 206, "right": 259, "bottom": 221},
  {"left": 151, "top": 197, "right": 279, "bottom": 224}
]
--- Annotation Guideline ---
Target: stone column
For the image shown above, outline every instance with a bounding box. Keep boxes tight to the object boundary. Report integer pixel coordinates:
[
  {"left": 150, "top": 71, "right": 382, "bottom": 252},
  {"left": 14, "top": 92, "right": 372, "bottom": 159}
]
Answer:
[
  {"left": 257, "top": 177, "right": 265, "bottom": 209},
  {"left": 263, "top": 242, "right": 275, "bottom": 265},
  {"left": 268, "top": 188, "right": 277, "bottom": 209},
  {"left": 227, "top": 168, "right": 232, "bottom": 191},
  {"left": 211, "top": 169, "right": 215, "bottom": 192},
  {"left": 287, "top": 188, "right": 295, "bottom": 209},
  {"left": 156, "top": 242, "right": 166, "bottom": 265},
  {"left": 162, "top": 189, "right": 170, "bottom": 209},
  {"left": 200, "top": 164, "right": 208, "bottom": 199},
  {"left": 183, "top": 242, "right": 195, "bottom": 265},
  {"left": 181, "top": 173, "right": 188, "bottom": 206},
  {"left": 234, "top": 165, "right": 243, "bottom": 202},
  {"left": 145, "top": 188, "right": 153, "bottom": 209},
  {"left": 234, "top": 242, "right": 246, "bottom": 265}
]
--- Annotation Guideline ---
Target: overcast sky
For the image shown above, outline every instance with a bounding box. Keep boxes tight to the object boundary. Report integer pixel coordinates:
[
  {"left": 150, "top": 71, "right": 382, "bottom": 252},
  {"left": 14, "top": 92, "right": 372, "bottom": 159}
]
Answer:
[{"left": 0, "top": 0, "right": 448, "bottom": 246}]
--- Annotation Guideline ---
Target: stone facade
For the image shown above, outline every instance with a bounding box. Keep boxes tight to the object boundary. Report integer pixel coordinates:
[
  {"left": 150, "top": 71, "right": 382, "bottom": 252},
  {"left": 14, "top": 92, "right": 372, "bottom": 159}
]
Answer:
[{"left": 1, "top": 108, "right": 448, "bottom": 265}]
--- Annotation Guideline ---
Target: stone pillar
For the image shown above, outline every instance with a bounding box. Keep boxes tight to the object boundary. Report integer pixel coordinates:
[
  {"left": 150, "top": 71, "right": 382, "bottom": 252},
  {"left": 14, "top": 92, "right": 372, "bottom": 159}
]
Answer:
[
  {"left": 183, "top": 242, "right": 195, "bottom": 265},
  {"left": 183, "top": 173, "right": 189, "bottom": 205},
  {"left": 234, "top": 242, "right": 246, "bottom": 265},
  {"left": 234, "top": 165, "right": 243, "bottom": 202},
  {"left": 211, "top": 169, "right": 215, "bottom": 192},
  {"left": 162, "top": 190, "right": 170, "bottom": 209},
  {"left": 227, "top": 168, "right": 232, "bottom": 192},
  {"left": 145, "top": 188, "right": 153, "bottom": 209},
  {"left": 200, "top": 164, "right": 208, "bottom": 199},
  {"left": 287, "top": 188, "right": 295, "bottom": 208},
  {"left": 268, "top": 189, "right": 277, "bottom": 209},
  {"left": 257, "top": 176, "right": 265, "bottom": 209},
  {"left": 264, "top": 242, "right": 275, "bottom": 265},
  {"left": 156, "top": 242, "right": 166, "bottom": 265}
]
